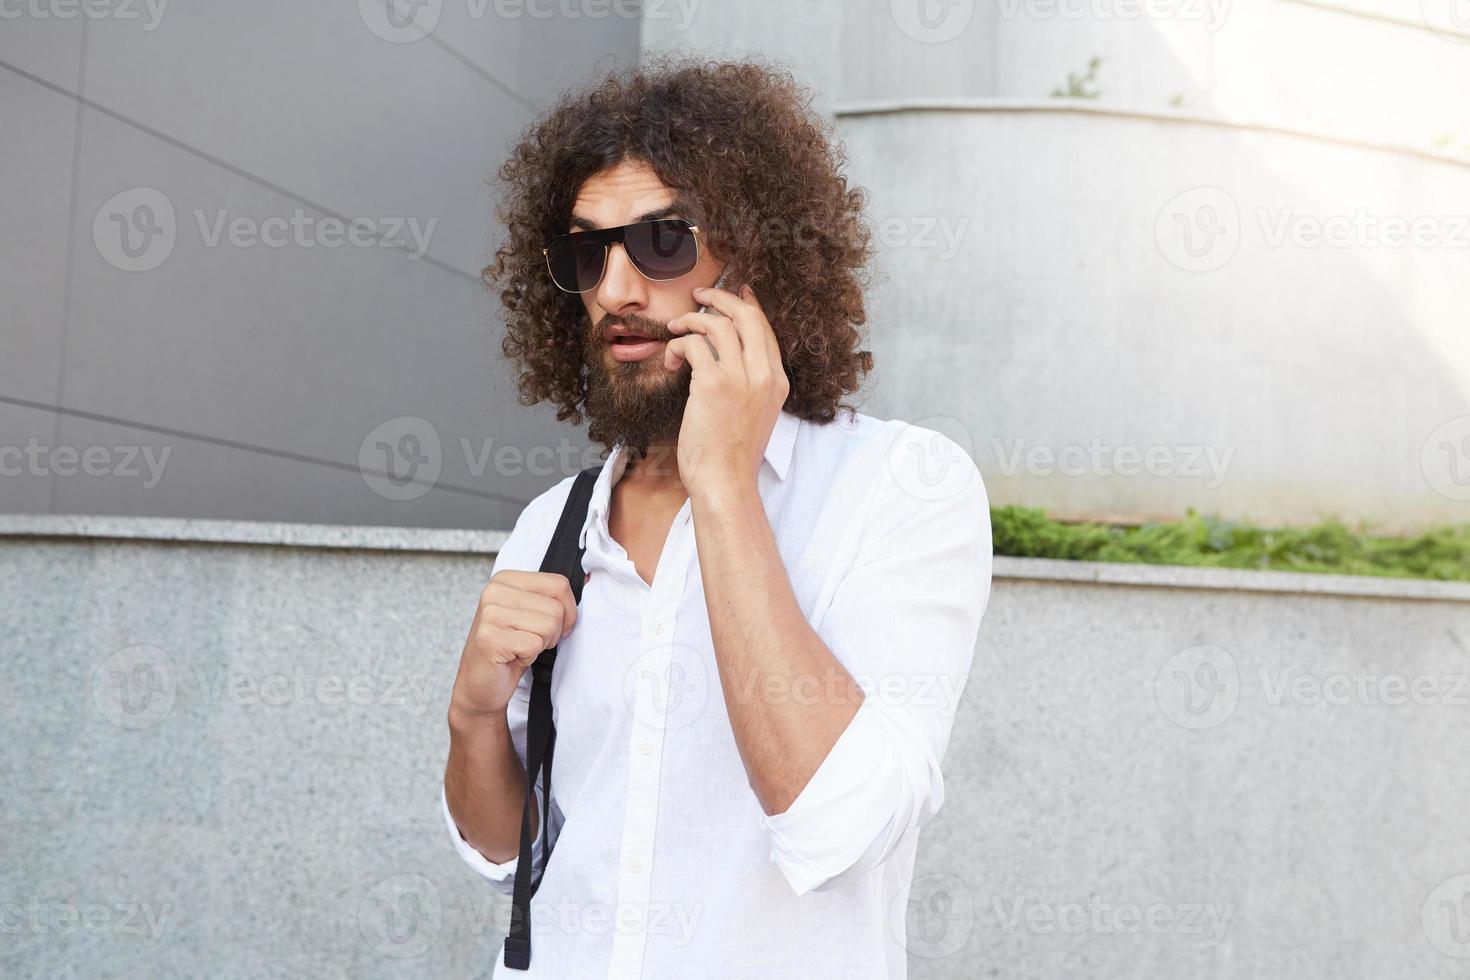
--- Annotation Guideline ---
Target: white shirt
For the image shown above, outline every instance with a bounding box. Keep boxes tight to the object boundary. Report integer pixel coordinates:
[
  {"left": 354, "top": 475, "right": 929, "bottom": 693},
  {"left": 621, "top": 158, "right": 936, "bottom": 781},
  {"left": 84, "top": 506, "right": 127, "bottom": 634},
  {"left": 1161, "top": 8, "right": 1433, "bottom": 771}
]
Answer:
[{"left": 442, "top": 408, "right": 992, "bottom": 979}]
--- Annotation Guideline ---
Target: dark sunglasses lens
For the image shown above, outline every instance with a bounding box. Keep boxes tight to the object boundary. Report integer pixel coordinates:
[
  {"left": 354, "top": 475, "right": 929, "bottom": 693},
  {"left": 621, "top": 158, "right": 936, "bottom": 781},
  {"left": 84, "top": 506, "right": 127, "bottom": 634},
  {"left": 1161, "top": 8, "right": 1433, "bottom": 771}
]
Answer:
[
  {"left": 624, "top": 220, "right": 699, "bottom": 280},
  {"left": 548, "top": 237, "right": 606, "bottom": 292}
]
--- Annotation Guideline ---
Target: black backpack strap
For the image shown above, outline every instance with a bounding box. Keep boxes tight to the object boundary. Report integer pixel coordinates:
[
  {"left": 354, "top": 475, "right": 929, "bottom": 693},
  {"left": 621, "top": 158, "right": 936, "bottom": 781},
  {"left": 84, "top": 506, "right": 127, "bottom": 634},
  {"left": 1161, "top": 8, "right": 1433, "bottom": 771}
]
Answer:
[{"left": 504, "top": 464, "right": 601, "bottom": 971}]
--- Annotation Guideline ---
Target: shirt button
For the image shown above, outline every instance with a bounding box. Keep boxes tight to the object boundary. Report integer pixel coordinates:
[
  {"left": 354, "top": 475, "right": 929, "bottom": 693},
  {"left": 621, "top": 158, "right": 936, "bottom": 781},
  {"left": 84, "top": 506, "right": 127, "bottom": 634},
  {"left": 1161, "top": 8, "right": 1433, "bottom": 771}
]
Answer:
[
  {"left": 652, "top": 620, "right": 665, "bottom": 635},
  {"left": 628, "top": 857, "right": 644, "bottom": 874},
  {"left": 637, "top": 738, "right": 652, "bottom": 755}
]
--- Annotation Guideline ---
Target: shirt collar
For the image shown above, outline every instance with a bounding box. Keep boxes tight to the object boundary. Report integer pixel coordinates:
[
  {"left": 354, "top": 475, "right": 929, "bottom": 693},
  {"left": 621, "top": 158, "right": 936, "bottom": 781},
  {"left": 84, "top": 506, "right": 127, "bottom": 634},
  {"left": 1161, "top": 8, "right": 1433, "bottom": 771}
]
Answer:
[
  {"left": 762, "top": 408, "right": 800, "bottom": 481},
  {"left": 578, "top": 410, "right": 801, "bottom": 549}
]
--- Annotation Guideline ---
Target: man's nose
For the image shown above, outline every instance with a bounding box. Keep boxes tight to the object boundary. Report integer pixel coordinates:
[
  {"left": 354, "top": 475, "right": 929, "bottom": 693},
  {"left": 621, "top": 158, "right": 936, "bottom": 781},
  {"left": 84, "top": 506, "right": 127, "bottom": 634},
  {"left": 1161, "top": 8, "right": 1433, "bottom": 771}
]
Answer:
[{"left": 594, "top": 243, "right": 648, "bottom": 315}]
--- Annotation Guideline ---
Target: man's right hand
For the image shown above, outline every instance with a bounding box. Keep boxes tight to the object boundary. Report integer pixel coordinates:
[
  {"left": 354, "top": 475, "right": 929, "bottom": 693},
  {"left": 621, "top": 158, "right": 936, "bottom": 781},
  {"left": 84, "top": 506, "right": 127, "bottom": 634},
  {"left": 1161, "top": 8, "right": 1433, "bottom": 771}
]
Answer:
[{"left": 448, "top": 569, "right": 580, "bottom": 722}]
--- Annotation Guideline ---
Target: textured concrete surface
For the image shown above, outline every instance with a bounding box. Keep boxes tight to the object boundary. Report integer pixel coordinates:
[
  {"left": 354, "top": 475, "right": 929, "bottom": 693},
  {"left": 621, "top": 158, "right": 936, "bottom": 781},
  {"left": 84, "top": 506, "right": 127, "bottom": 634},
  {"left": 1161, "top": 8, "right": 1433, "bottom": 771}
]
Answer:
[
  {"left": 4, "top": 525, "right": 1469, "bottom": 978},
  {"left": 837, "top": 106, "right": 1470, "bottom": 532},
  {"left": 645, "top": 1, "right": 1470, "bottom": 532}
]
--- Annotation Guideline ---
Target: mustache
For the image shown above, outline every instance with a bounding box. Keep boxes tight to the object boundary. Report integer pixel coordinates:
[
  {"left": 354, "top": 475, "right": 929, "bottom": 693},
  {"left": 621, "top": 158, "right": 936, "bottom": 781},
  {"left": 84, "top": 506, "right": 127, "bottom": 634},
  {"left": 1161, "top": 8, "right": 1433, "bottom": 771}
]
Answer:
[{"left": 594, "top": 313, "right": 673, "bottom": 342}]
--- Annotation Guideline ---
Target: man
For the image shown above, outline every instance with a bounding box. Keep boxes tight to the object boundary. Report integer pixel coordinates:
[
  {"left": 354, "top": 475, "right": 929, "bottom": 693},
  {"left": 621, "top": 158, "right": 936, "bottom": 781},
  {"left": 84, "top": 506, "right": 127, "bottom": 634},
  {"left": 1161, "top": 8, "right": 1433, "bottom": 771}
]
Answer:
[{"left": 443, "top": 59, "right": 992, "bottom": 978}]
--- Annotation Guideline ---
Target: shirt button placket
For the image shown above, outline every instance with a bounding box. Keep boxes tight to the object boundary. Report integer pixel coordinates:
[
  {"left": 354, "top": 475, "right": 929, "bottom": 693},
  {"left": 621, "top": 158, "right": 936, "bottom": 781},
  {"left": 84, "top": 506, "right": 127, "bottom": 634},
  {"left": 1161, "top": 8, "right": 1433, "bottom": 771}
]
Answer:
[{"left": 609, "top": 508, "right": 697, "bottom": 977}]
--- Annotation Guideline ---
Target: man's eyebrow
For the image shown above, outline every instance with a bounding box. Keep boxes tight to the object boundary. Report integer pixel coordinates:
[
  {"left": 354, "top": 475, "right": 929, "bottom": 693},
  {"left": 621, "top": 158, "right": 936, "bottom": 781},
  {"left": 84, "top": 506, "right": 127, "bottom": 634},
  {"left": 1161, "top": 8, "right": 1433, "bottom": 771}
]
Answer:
[{"left": 567, "top": 205, "right": 685, "bottom": 233}]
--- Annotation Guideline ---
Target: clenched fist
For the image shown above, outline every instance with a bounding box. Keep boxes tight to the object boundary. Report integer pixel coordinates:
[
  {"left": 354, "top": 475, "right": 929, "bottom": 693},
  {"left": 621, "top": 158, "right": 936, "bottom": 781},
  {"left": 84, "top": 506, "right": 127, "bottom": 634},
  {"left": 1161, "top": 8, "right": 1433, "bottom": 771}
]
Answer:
[{"left": 448, "top": 569, "right": 580, "bottom": 722}]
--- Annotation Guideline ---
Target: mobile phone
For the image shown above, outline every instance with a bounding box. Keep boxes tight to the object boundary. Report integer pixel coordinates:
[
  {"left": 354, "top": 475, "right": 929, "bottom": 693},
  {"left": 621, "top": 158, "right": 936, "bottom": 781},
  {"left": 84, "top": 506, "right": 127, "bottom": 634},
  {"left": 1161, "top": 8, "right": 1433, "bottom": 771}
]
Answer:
[
  {"left": 696, "top": 266, "right": 732, "bottom": 315},
  {"left": 690, "top": 266, "right": 733, "bottom": 361}
]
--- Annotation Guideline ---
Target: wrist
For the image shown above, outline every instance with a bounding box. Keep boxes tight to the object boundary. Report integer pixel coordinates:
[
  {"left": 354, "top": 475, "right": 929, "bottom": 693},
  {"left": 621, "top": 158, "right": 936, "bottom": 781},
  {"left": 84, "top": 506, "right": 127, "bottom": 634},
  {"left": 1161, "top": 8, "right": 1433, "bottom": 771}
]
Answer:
[
  {"left": 688, "top": 468, "right": 761, "bottom": 510},
  {"left": 447, "top": 700, "right": 510, "bottom": 738}
]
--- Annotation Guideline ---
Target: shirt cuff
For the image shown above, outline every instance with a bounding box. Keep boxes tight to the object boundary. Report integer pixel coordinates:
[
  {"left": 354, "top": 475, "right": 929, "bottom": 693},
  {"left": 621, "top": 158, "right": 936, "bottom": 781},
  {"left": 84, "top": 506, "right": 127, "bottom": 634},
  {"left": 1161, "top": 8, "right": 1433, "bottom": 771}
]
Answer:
[
  {"left": 759, "top": 696, "right": 919, "bottom": 896},
  {"left": 441, "top": 783, "right": 543, "bottom": 888}
]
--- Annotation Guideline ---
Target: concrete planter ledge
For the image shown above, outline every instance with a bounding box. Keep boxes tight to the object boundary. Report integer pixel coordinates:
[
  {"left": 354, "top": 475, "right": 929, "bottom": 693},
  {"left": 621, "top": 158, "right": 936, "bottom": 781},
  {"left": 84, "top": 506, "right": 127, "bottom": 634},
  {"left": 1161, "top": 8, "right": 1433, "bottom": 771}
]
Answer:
[
  {"left": 0, "top": 513, "right": 512, "bottom": 555},
  {"left": 5, "top": 513, "right": 1468, "bottom": 604},
  {"left": 829, "top": 97, "right": 1470, "bottom": 172}
]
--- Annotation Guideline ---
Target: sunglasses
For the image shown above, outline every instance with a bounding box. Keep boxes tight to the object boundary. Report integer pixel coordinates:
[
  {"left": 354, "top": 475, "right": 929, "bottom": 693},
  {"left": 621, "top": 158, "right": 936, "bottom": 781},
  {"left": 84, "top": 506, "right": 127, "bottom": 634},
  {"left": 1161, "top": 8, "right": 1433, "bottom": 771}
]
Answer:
[{"left": 543, "top": 218, "right": 702, "bottom": 294}]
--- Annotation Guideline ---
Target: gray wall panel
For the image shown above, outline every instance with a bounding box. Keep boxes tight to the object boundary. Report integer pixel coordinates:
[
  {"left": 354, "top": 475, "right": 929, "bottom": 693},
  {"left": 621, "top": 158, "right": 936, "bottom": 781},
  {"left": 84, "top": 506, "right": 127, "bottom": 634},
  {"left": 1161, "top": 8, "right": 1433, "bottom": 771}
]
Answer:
[{"left": 1, "top": 5, "right": 639, "bottom": 526}]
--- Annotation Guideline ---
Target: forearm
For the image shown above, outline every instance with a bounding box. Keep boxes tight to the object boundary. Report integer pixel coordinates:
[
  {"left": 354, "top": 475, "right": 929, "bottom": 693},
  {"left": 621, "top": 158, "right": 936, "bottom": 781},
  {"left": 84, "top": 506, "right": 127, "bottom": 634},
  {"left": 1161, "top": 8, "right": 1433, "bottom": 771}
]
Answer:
[
  {"left": 691, "top": 482, "right": 864, "bottom": 815},
  {"left": 444, "top": 708, "right": 533, "bottom": 864}
]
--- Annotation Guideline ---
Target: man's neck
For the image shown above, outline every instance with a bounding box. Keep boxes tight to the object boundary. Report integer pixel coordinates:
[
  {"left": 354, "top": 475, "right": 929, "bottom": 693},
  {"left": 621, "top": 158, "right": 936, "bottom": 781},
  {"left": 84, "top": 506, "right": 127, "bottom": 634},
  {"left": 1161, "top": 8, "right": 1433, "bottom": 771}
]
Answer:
[{"left": 620, "top": 441, "right": 685, "bottom": 494}]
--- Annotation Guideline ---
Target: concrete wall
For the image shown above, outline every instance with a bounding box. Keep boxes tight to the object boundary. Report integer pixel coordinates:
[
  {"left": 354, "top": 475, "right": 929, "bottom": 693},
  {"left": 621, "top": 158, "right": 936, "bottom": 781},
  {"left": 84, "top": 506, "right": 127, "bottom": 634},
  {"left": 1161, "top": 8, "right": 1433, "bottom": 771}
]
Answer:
[
  {"left": 9, "top": 1, "right": 1469, "bottom": 532},
  {"left": 4, "top": 518, "right": 1469, "bottom": 978},
  {"left": 0, "top": 2, "right": 639, "bottom": 530},
  {"left": 843, "top": 107, "right": 1470, "bottom": 530},
  {"left": 645, "top": 0, "right": 1470, "bottom": 531}
]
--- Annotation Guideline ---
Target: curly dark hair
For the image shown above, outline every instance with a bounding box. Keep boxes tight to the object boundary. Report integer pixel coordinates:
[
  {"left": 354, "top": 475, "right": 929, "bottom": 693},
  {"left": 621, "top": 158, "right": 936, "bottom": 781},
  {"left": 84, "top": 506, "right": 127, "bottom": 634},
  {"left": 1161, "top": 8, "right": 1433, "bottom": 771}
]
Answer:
[{"left": 484, "top": 57, "right": 875, "bottom": 450}]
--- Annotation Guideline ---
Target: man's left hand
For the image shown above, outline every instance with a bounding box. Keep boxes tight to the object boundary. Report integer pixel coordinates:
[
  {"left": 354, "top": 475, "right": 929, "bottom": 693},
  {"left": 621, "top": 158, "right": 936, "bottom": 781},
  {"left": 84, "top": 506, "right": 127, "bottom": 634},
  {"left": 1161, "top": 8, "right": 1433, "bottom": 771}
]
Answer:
[{"left": 665, "top": 284, "right": 790, "bottom": 500}]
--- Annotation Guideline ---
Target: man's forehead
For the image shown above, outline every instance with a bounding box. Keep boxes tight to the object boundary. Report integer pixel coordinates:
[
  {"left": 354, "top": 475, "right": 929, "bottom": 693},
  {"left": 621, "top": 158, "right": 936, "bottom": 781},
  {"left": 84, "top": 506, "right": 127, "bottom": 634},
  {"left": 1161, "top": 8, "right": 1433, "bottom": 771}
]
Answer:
[{"left": 570, "top": 161, "right": 679, "bottom": 228}]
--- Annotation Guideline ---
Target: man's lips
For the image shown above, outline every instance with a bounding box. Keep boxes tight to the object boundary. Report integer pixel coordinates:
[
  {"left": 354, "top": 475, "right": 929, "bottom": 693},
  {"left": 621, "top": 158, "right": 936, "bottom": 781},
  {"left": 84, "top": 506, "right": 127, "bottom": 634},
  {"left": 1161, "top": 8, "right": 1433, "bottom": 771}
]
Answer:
[
  {"left": 608, "top": 336, "right": 664, "bottom": 362},
  {"left": 603, "top": 325, "right": 667, "bottom": 362}
]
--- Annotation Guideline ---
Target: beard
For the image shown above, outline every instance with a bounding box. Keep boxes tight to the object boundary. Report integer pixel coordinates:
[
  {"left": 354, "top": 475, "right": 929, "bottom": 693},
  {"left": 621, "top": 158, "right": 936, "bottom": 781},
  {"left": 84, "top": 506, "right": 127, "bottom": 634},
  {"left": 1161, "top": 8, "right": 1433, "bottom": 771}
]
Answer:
[{"left": 582, "top": 312, "right": 692, "bottom": 459}]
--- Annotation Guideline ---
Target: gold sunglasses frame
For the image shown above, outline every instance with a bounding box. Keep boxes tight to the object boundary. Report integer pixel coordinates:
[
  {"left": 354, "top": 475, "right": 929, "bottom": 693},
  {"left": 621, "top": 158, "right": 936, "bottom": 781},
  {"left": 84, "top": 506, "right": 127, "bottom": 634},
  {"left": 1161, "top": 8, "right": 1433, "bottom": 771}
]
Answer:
[{"left": 542, "top": 220, "right": 702, "bottom": 294}]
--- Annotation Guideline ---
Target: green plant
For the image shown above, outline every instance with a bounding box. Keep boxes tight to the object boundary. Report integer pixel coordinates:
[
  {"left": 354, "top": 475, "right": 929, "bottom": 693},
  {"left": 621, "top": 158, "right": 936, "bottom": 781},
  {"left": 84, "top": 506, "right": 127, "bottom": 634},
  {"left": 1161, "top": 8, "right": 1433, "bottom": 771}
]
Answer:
[
  {"left": 1050, "top": 57, "right": 1103, "bottom": 99},
  {"left": 991, "top": 507, "right": 1470, "bottom": 582}
]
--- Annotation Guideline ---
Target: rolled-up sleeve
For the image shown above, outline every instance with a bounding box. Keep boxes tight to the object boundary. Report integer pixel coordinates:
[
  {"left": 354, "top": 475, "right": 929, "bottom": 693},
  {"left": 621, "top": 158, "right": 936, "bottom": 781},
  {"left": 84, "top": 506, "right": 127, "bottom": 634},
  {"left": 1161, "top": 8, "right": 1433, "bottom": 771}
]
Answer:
[
  {"left": 761, "top": 424, "right": 992, "bottom": 895},
  {"left": 442, "top": 658, "right": 565, "bottom": 894},
  {"left": 441, "top": 776, "right": 549, "bottom": 892}
]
